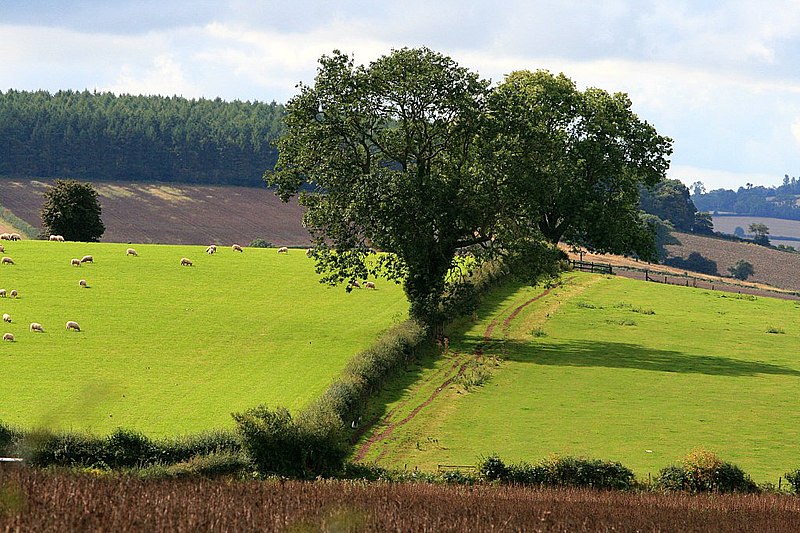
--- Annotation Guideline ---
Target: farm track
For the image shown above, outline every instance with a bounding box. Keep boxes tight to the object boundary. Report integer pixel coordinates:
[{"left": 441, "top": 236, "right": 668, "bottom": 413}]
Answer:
[{"left": 354, "top": 287, "right": 553, "bottom": 462}]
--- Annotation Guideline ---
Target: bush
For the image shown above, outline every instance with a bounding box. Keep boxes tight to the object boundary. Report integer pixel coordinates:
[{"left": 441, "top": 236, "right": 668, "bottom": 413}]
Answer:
[
  {"left": 478, "top": 454, "right": 635, "bottom": 490},
  {"left": 0, "top": 422, "right": 19, "bottom": 455},
  {"left": 664, "top": 252, "right": 718, "bottom": 275},
  {"left": 478, "top": 454, "right": 508, "bottom": 481},
  {"left": 249, "top": 238, "right": 272, "bottom": 248},
  {"left": 784, "top": 469, "right": 800, "bottom": 494},
  {"left": 655, "top": 449, "right": 758, "bottom": 493},
  {"left": 728, "top": 260, "right": 755, "bottom": 281}
]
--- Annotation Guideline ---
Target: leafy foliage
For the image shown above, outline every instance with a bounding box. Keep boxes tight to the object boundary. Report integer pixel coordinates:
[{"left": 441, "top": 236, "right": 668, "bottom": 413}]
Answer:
[
  {"left": 40, "top": 179, "right": 105, "bottom": 241},
  {"left": 477, "top": 454, "right": 636, "bottom": 490},
  {"left": 664, "top": 251, "right": 718, "bottom": 275},
  {"left": 728, "top": 259, "right": 755, "bottom": 280},
  {"left": 655, "top": 449, "right": 758, "bottom": 493}
]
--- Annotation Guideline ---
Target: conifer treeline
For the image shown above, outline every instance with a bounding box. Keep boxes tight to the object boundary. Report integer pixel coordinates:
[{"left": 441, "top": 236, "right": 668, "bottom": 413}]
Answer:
[{"left": 0, "top": 90, "right": 285, "bottom": 186}]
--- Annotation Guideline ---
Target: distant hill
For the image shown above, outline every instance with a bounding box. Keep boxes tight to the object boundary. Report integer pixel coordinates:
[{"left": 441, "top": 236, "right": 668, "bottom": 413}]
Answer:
[
  {"left": 664, "top": 231, "right": 800, "bottom": 291},
  {"left": 0, "top": 178, "right": 308, "bottom": 246}
]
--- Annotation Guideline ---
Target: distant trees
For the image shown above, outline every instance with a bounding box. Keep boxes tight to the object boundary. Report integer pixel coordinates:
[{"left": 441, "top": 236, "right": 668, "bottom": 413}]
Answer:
[
  {"left": 728, "top": 260, "right": 755, "bottom": 280},
  {"left": 639, "top": 179, "right": 714, "bottom": 235},
  {"left": 0, "top": 90, "right": 284, "bottom": 186},
  {"left": 40, "top": 180, "right": 105, "bottom": 241},
  {"left": 748, "top": 223, "right": 770, "bottom": 246}
]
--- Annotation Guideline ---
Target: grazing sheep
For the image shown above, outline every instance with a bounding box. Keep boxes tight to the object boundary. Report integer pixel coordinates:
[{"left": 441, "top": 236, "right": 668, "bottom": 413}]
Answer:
[
  {"left": 9, "top": 290, "right": 16, "bottom": 298},
  {"left": 232, "top": 244, "right": 243, "bottom": 252},
  {"left": 71, "top": 258, "right": 81, "bottom": 266},
  {"left": 277, "top": 246, "right": 288, "bottom": 254},
  {"left": 2, "top": 333, "right": 13, "bottom": 342},
  {"left": 79, "top": 279, "right": 87, "bottom": 288},
  {"left": 0, "top": 233, "right": 9, "bottom": 240},
  {"left": 126, "top": 248, "right": 138, "bottom": 256},
  {"left": 206, "top": 245, "right": 217, "bottom": 254},
  {"left": 306, "top": 248, "right": 313, "bottom": 257},
  {"left": 364, "top": 281, "right": 376, "bottom": 289},
  {"left": 0, "top": 245, "right": 4, "bottom": 253},
  {"left": 1, "top": 257, "right": 13, "bottom": 265},
  {"left": 9, "top": 233, "right": 20, "bottom": 241},
  {"left": 65, "top": 320, "right": 81, "bottom": 332},
  {"left": 349, "top": 280, "right": 361, "bottom": 289},
  {"left": 0, "top": 289, "right": 5, "bottom": 298},
  {"left": 80, "top": 255, "right": 93, "bottom": 263},
  {"left": 180, "top": 257, "right": 193, "bottom": 266},
  {"left": 49, "top": 235, "right": 64, "bottom": 242},
  {"left": 30, "top": 322, "right": 43, "bottom": 332},
  {"left": 3, "top": 314, "right": 10, "bottom": 323}
]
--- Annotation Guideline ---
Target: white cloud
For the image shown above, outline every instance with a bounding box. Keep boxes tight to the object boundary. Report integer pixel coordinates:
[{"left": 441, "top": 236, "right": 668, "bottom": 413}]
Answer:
[
  {"left": 103, "top": 54, "right": 201, "bottom": 98},
  {"left": 669, "top": 164, "right": 782, "bottom": 192}
]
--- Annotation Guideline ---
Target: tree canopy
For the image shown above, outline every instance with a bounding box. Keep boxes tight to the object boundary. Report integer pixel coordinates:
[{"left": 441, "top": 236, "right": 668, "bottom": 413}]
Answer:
[
  {"left": 40, "top": 179, "right": 105, "bottom": 241},
  {"left": 267, "top": 48, "right": 672, "bottom": 327}
]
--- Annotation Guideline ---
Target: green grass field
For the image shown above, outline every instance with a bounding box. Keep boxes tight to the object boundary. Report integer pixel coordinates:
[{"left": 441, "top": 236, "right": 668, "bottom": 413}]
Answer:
[
  {"left": 0, "top": 241, "right": 407, "bottom": 436},
  {"left": 361, "top": 273, "right": 800, "bottom": 482}
]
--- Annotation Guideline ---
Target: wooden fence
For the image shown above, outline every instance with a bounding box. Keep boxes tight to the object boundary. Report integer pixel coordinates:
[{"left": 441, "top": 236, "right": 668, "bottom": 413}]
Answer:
[{"left": 570, "top": 260, "right": 613, "bottom": 275}]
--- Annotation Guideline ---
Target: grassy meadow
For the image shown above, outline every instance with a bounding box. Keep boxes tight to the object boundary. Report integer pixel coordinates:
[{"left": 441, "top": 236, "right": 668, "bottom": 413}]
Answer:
[
  {"left": 0, "top": 240, "right": 407, "bottom": 436},
  {"left": 361, "top": 273, "right": 800, "bottom": 482}
]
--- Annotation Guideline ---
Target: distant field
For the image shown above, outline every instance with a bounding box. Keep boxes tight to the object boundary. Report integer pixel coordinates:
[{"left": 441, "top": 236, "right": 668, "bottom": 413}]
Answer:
[
  {"left": 0, "top": 241, "right": 407, "bottom": 436},
  {"left": 360, "top": 273, "right": 800, "bottom": 482},
  {"left": 0, "top": 177, "right": 307, "bottom": 245},
  {"left": 712, "top": 215, "right": 800, "bottom": 247}
]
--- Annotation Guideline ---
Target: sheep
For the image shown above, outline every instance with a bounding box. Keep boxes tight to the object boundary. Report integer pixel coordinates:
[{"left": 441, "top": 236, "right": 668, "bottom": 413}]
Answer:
[
  {"left": 71, "top": 258, "right": 81, "bottom": 266},
  {"left": 364, "top": 281, "right": 376, "bottom": 289},
  {"left": 65, "top": 320, "right": 81, "bottom": 332},
  {"left": 232, "top": 244, "right": 243, "bottom": 252},
  {"left": 49, "top": 235, "right": 64, "bottom": 242},
  {"left": 80, "top": 255, "right": 93, "bottom": 263},
  {"left": 29, "top": 322, "right": 43, "bottom": 332},
  {"left": 9, "top": 290, "right": 16, "bottom": 298},
  {"left": 0, "top": 244, "right": 4, "bottom": 253},
  {"left": 277, "top": 246, "right": 288, "bottom": 254},
  {"left": 126, "top": 248, "right": 138, "bottom": 256},
  {"left": 206, "top": 245, "right": 217, "bottom": 254},
  {"left": 306, "top": 248, "right": 313, "bottom": 257},
  {"left": 1, "top": 257, "right": 13, "bottom": 265},
  {"left": 2, "top": 333, "right": 13, "bottom": 342},
  {"left": 79, "top": 279, "right": 87, "bottom": 288},
  {"left": 180, "top": 257, "right": 193, "bottom": 266},
  {"left": 0, "top": 289, "right": 5, "bottom": 298},
  {"left": 349, "top": 280, "right": 361, "bottom": 289},
  {"left": 0, "top": 233, "right": 9, "bottom": 240},
  {"left": 2, "top": 314, "right": 10, "bottom": 323},
  {"left": 9, "top": 233, "right": 20, "bottom": 241}
]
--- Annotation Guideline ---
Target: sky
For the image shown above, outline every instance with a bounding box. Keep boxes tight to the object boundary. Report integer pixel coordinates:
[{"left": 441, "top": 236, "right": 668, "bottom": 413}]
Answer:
[{"left": 3, "top": 0, "right": 800, "bottom": 192}]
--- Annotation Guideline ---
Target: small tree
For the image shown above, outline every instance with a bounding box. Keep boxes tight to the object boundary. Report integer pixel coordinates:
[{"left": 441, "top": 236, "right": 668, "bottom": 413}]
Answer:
[
  {"left": 748, "top": 223, "right": 770, "bottom": 246},
  {"left": 728, "top": 259, "right": 754, "bottom": 280},
  {"left": 40, "top": 180, "right": 105, "bottom": 242}
]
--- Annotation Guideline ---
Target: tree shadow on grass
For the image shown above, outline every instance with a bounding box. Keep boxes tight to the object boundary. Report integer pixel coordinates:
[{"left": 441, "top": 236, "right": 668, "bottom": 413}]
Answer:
[{"left": 461, "top": 337, "right": 800, "bottom": 378}]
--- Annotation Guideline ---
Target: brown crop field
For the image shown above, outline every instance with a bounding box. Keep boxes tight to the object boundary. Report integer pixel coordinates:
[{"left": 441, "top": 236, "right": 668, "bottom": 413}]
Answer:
[
  {"left": 2, "top": 468, "right": 800, "bottom": 532},
  {"left": 713, "top": 215, "right": 800, "bottom": 247},
  {"left": 0, "top": 178, "right": 307, "bottom": 245}
]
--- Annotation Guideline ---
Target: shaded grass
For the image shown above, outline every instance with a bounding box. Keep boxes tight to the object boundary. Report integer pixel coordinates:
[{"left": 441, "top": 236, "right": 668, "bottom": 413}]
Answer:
[
  {"left": 364, "top": 273, "right": 800, "bottom": 482},
  {"left": 0, "top": 241, "right": 407, "bottom": 436}
]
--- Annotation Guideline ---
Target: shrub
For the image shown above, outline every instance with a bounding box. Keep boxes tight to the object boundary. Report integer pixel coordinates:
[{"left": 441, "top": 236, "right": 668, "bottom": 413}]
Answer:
[
  {"left": 655, "top": 449, "right": 758, "bottom": 493},
  {"left": 784, "top": 469, "right": 800, "bottom": 494},
  {"left": 249, "top": 238, "right": 272, "bottom": 248},
  {"left": 478, "top": 454, "right": 635, "bottom": 490},
  {"left": 728, "top": 260, "right": 755, "bottom": 281},
  {"left": 106, "top": 429, "right": 157, "bottom": 468},
  {"left": 477, "top": 454, "right": 508, "bottom": 481},
  {"left": 0, "top": 422, "right": 19, "bottom": 455},
  {"left": 22, "top": 430, "right": 105, "bottom": 467},
  {"left": 664, "top": 252, "right": 718, "bottom": 275}
]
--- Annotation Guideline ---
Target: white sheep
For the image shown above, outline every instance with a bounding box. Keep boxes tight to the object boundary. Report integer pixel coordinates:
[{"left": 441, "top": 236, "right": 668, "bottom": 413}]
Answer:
[
  {"left": 49, "top": 235, "right": 64, "bottom": 242},
  {"left": 2, "top": 333, "right": 13, "bottom": 342},
  {"left": 126, "top": 248, "right": 138, "bottom": 256},
  {"left": 180, "top": 257, "right": 193, "bottom": 266},
  {"left": 206, "top": 245, "right": 217, "bottom": 254},
  {"left": 364, "top": 281, "right": 376, "bottom": 289},
  {"left": 80, "top": 255, "right": 93, "bottom": 263},
  {"left": 30, "top": 322, "right": 43, "bottom": 332},
  {"left": 277, "top": 246, "right": 288, "bottom": 254},
  {"left": 349, "top": 280, "right": 361, "bottom": 289},
  {"left": 9, "top": 233, "right": 20, "bottom": 241},
  {"left": 0, "top": 234, "right": 9, "bottom": 240},
  {"left": 79, "top": 279, "right": 87, "bottom": 288},
  {"left": 9, "top": 290, "right": 17, "bottom": 298},
  {"left": 71, "top": 258, "right": 81, "bottom": 266},
  {"left": 0, "top": 289, "right": 5, "bottom": 298},
  {"left": 232, "top": 244, "right": 243, "bottom": 252},
  {"left": 306, "top": 248, "right": 313, "bottom": 257},
  {"left": 65, "top": 320, "right": 81, "bottom": 332},
  {"left": 1, "top": 257, "right": 13, "bottom": 265},
  {"left": 2, "top": 314, "right": 10, "bottom": 323}
]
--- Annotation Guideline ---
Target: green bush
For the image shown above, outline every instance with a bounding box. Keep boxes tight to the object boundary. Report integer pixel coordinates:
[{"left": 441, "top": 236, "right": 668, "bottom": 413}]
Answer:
[
  {"left": 106, "top": 429, "right": 157, "bottom": 468},
  {"left": 655, "top": 449, "right": 758, "bottom": 493},
  {"left": 23, "top": 430, "right": 106, "bottom": 467},
  {"left": 478, "top": 454, "right": 635, "bottom": 490},
  {"left": 0, "top": 422, "right": 19, "bottom": 455},
  {"left": 784, "top": 469, "right": 800, "bottom": 494},
  {"left": 477, "top": 454, "right": 508, "bottom": 481},
  {"left": 249, "top": 238, "right": 272, "bottom": 248}
]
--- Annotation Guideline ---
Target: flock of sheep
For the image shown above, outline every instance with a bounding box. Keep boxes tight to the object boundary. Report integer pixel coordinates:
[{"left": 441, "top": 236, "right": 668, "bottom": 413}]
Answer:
[{"left": 0, "top": 238, "right": 378, "bottom": 344}]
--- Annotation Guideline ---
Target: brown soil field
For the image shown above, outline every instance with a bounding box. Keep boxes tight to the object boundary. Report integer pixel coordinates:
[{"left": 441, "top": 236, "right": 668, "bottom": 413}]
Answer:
[
  {"left": 2, "top": 468, "right": 800, "bottom": 532},
  {"left": 0, "top": 178, "right": 307, "bottom": 246}
]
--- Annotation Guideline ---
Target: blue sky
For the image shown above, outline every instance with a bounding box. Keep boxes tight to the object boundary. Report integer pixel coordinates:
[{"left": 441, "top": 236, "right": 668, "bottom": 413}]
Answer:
[{"left": 3, "top": 0, "right": 800, "bottom": 191}]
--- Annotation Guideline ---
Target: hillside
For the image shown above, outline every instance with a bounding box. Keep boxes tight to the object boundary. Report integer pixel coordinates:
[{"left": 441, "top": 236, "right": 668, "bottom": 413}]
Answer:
[
  {"left": 0, "top": 178, "right": 308, "bottom": 246},
  {"left": 665, "top": 231, "right": 800, "bottom": 291}
]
